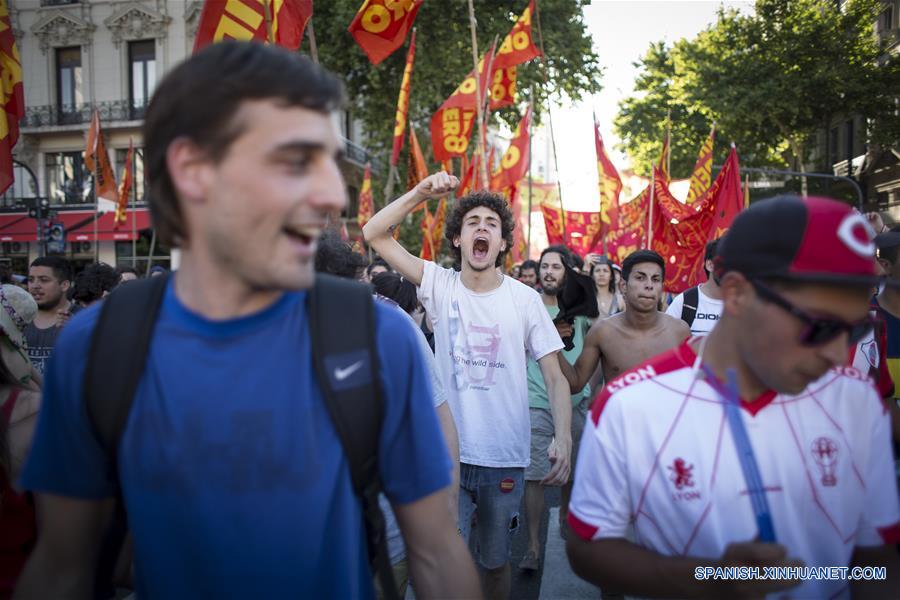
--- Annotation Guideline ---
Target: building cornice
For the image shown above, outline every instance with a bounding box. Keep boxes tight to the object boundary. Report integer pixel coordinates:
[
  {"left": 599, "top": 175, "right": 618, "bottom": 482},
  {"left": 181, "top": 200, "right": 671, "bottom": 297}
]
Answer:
[
  {"left": 104, "top": 2, "right": 171, "bottom": 46},
  {"left": 30, "top": 9, "right": 96, "bottom": 53}
]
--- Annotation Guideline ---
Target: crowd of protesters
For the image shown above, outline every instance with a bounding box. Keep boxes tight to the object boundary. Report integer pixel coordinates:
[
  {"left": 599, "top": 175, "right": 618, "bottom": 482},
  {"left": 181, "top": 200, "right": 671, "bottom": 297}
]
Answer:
[{"left": 1, "top": 41, "right": 899, "bottom": 600}]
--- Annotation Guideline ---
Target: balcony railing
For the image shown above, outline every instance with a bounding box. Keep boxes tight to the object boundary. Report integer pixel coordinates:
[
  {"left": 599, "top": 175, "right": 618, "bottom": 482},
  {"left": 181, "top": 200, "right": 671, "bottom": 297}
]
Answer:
[{"left": 23, "top": 100, "right": 149, "bottom": 128}]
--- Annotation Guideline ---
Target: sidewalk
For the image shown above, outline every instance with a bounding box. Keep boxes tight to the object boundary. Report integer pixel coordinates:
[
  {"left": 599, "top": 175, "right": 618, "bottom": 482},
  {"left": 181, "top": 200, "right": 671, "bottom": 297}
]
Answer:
[{"left": 538, "top": 507, "right": 600, "bottom": 600}]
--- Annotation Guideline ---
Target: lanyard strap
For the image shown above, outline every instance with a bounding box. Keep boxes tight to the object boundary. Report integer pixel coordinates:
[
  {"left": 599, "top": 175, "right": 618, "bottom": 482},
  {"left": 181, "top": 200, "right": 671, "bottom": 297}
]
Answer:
[{"left": 701, "top": 365, "right": 777, "bottom": 543}]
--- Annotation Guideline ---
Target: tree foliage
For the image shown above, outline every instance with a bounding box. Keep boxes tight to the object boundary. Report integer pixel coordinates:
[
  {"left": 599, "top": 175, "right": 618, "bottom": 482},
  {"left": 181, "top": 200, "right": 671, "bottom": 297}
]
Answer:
[
  {"left": 312, "top": 0, "right": 601, "bottom": 161},
  {"left": 615, "top": 0, "right": 900, "bottom": 178},
  {"left": 312, "top": 0, "right": 602, "bottom": 257}
]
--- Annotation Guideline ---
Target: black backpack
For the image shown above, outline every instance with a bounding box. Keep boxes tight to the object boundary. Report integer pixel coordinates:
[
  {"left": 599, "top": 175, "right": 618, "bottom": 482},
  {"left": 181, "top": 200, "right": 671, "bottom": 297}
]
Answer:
[
  {"left": 83, "top": 273, "right": 399, "bottom": 600},
  {"left": 679, "top": 286, "right": 700, "bottom": 329}
]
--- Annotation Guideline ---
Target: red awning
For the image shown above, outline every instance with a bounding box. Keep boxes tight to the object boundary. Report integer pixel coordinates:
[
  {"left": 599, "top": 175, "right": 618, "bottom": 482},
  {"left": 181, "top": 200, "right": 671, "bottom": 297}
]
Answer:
[{"left": 0, "top": 209, "right": 152, "bottom": 242}]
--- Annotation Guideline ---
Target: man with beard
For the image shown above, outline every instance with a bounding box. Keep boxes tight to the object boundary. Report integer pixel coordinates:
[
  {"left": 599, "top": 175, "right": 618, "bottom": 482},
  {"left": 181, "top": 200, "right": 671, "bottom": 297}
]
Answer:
[
  {"left": 364, "top": 175, "right": 571, "bottom": 600},
  {"left": 520, "top": 246, "right": 592, "bottom": 571},
  {"left": 24, "top": 257, "right": 73, "bottom": 374},
  {"left": 557, "top": 249, "right": 690, "bottom": 392}
]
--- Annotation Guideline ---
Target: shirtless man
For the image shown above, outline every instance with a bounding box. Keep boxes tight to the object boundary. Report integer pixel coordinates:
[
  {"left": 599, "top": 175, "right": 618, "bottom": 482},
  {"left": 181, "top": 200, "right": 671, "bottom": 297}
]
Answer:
[{"left": 558, "top": 249, "right": 690, "bottom": 392}]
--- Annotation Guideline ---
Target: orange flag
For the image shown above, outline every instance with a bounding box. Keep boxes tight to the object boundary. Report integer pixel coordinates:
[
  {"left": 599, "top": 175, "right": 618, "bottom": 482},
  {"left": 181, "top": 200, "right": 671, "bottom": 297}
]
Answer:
[
  {"left": 408, "top": 127, "right": 428, "bottom": 191},
  {"left": 419, "top": 205, "right": 434, "bottom": 260},
  {"left": 594, "top": 120, "right": 621, "bottom": 236},
  {"left": 490, "top": 106, "right": 532, "bottom": 192},
  {"left": 489, "top": 0, "right": 541, "bottom": 110},
  {"left": 390, "top": 31, "right": 416, "bottom": 167},
  {"left": 193, "top": 0, "right": 313, "bottom": 52},
  {"left": 430, "top": 48, "right": 495, "bottom": 161},
  {"left": 84, "top": 111, "right": 119, "bottom": 214},
  {"left": 685, "top": 123, "right": 716, "bottom": 205},
  {"left": 657, "top": 129, "right": 670, "bottom": 183},
  {"left": 0, "top": 0, "right": 23, "bottom": 197},
  {"left": 115, "top": 139, "right": 134, "bottom": 227},
  {"left": 357, "top": 163, "right": 374, "bottom": 230},
  {"left": 349, "top": 0, "right": 422, "bottom": 65}
]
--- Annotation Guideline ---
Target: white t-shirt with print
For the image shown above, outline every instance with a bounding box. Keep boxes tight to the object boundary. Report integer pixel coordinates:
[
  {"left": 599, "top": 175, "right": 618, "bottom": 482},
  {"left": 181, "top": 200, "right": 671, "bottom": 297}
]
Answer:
[
  {"left": 418, "top": 261, "right": 563, "bottom": 467},
  {"left": 666, "top": 286, "right": 723, "bottom": 336}
]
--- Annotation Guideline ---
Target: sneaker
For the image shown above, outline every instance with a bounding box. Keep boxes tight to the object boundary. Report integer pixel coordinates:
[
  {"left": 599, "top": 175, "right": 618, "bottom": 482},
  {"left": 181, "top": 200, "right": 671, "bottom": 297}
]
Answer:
[{"left": 518, "top": 550, "right": 540, "bottom": 571}]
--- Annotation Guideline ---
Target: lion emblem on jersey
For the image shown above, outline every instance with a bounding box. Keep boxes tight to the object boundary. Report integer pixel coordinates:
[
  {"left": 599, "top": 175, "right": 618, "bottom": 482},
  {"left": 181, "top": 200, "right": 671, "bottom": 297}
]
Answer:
[{"left": 668, "top": 458, "right": 694, "bottom": 490}]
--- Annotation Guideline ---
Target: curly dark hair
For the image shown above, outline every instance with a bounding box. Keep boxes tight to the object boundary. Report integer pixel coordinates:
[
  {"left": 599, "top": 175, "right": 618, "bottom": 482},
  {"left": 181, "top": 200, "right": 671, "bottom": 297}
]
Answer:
[
  {"left": 314, "top": 230, "right": 367, "bottom": 280},
  {"left": 71, "top": 263, "right": 120, "bottom": 305},
  {"left": 444, "top": 192, "right": 515, "bottom": 268}
]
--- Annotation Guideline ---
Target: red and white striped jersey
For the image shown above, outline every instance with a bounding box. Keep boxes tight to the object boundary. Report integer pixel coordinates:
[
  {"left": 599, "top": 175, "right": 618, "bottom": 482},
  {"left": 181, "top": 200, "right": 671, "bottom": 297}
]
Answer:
[{"left": 569, "top": 341, "right": 900, "bottom": 599}]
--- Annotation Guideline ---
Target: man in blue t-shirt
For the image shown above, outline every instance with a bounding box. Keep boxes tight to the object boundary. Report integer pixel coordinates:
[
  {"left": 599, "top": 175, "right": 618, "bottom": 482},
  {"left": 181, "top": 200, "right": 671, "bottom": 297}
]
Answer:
[{"left": 15, "top": 42, "right": 479, "bottom": 599}]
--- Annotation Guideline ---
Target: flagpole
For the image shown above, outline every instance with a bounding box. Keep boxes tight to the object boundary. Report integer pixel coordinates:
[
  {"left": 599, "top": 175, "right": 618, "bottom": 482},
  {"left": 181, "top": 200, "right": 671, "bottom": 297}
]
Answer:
[
  {"left": 666, "top": 108, "right": 671, "bottom": 178},
  {"left": 466, "top": 0, "right": 489, "bottom": 189},
  {"left": 146, "top": 229, "right": 157, "bottom": 277},
  {"left": 647, "top": 173, "right": 655, "bottom": 249},
  {"left": 595, "top": 111, "right": 607, "bottom": 258},
  {"left": 307, "top": 20, "right": 319, "bottom": 64},
  {"left": 533, "top": 0, "right": 568, "bottom": 247},
  {"left": 526, "top": 87, "right": 534, "bottom": 259},
  {"left": 263, "top": 0, "right": 274, "bottom": 44},
  {"left": 93, "top": 179, "right": 99, "bottom": 262},
  {"left": 131, "top": 147, "right": 137, "bottom": 268}
]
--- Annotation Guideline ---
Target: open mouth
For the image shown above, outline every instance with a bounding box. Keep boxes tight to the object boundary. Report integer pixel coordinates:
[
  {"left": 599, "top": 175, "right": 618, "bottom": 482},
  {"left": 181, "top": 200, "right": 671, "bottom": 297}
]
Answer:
[
  {"left": 472, "top": 237, "right": 489, "bottom": 260},
  {"left": 284, "top": 225, "right": 320, "bottom": 245}
]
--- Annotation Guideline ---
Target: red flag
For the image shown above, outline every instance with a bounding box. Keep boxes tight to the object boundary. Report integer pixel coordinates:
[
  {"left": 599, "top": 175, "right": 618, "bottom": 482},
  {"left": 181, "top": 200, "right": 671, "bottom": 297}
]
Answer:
[
  {"left": 357, "top": 163, "right": 374, "bottom": 230},
  {"left": 84, "top": 111, "right": 119, "bottom": 214},
  {"left": 390, "top": 30, "right": 416, "bottom": 166},
  {"left": 193, "top": 0, "right": 313, "bottom": 52},
  {"left": 0, "top": 0, "right": 23, "bottom": 197},
  {"left": 493, "top": 0, "right": 541, "bottom": 70},
  {"left": 647, "top": 148, "right": 743, "bottom": 292},
  {"left": 348, "top": 0, "right": 422, "bottom": 65},
  {"left": 594, "top": 121, "right": 621, "bottom": 236},
  {"left": 540, "top": 203, "right": 604, "bottom": 258},
  {"left": 430, "top": 48, "right": 495, "bottom": 161},
  {"left": 115, "top": 139, "right": 134, "bottom": 227},
  {"left": 489, "top": 66, "right": 517, "bottom": 110},
  {"left": 430, "top": 197, "right": 447, "bottom": 256},
  {"left": 490, "top": 106, "right": 532, "bottom": 192},
  {"left": 509, "top": 184, "right": 527, "bottom": 263}
]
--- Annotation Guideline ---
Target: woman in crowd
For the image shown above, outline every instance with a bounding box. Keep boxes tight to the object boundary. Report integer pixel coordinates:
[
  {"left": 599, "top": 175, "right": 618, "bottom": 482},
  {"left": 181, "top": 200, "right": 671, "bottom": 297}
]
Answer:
[{"left": 588, "top": 255, "right": 624, "bottom": 317}]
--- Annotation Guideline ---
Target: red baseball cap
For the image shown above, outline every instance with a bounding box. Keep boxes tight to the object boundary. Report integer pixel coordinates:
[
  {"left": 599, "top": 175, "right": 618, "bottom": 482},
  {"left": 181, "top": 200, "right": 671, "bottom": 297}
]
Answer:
[{"left": 716, "top": 195, "right": 881, "bottom": 287}]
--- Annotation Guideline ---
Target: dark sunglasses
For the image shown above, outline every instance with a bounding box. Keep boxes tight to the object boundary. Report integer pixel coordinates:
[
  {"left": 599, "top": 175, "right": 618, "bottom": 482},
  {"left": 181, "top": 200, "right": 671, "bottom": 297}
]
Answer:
[{"left": 751, "top": 280, "right": 875, "bottom": 346}]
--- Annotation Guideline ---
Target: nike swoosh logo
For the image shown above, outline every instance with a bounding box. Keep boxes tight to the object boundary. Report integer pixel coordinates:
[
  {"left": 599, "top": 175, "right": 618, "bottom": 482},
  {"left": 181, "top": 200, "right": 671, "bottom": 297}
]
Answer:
[{"left": 334, "top": 360, "right": 364, "bottom": 381}]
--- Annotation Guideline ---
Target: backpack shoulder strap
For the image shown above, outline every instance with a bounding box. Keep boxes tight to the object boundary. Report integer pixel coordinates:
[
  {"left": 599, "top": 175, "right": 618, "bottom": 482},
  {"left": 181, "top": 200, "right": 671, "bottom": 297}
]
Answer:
[
  {"left": 680, "top": 286, "right": 700, "bottom": 328},
  {"left": 308, "top": 274, "right": 397, "bottom": 600},
  {"left": 85, "top": 274, "right": 169, "bottom": 472}
]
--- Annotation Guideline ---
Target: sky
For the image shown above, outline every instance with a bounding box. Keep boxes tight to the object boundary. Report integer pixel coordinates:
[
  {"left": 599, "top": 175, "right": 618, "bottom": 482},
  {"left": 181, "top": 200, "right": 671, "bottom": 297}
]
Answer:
[{"left": 543, "top": 0, "right": 754, "bottom": 210}]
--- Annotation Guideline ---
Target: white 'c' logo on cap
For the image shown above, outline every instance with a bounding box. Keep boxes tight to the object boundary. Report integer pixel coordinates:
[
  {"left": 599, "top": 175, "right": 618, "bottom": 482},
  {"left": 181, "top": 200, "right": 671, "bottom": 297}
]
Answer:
[{"left": 837, "top": 212, "right": 876, "bottom": 258}]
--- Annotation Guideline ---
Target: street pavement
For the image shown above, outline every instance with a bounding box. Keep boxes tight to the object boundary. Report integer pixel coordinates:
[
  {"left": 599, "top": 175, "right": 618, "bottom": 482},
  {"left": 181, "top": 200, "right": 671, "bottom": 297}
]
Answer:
[{"left": 509, "top": 486, "right": 600, "bottom": 600}]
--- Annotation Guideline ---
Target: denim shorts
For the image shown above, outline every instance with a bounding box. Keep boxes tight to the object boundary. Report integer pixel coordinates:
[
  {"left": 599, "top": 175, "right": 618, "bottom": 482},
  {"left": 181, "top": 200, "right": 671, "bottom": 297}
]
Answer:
[{"left": 458, "top": 463, "right": 524, "bottom": 569}]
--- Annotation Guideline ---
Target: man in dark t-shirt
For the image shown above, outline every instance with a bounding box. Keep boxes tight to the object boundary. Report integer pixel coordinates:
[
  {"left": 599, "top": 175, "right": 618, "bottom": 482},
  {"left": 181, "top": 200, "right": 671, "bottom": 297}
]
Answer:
[{"left": 24, "top": 256, "right": 72, "bottom": 374}]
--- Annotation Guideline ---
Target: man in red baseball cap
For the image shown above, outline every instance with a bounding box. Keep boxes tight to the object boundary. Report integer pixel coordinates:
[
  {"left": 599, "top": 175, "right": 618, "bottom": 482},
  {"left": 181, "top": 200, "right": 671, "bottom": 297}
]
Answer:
[{"left": 567, "top": 195, "right": 900, "bottom": 598}]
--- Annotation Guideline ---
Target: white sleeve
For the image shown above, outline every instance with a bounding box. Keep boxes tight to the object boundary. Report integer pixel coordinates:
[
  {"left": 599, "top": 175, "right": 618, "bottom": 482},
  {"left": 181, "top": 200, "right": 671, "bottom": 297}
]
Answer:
[
  {"left": 417, "top": 261, "right": 450, "bottom": 325},
  {"left": 568, "top": 390, "right": 632, "bottom": 540},
  {"left": 665, "top": 293, "right": 684, "bottom": 320},
  {"left": 524, "top": 290, "right": 564, "bottom": 361},
  {"left": 856, "top": 389, "right": 900, "bottom": 547}
]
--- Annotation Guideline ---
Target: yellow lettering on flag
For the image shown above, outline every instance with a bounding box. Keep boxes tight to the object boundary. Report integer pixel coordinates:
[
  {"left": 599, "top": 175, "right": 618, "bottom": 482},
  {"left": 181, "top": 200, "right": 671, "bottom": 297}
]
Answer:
[{"left": 685, "top": 124, "right": 716, "bottom": 205}]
